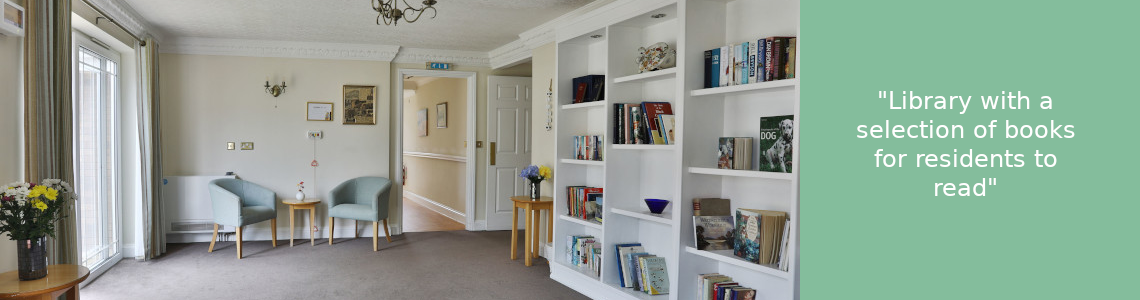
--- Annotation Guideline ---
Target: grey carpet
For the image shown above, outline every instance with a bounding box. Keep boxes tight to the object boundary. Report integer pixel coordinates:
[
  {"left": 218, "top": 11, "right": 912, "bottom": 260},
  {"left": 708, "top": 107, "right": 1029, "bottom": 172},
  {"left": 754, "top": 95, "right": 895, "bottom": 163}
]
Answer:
[{"left": 81, "top": 231, "right": 586, "bottom": 299}]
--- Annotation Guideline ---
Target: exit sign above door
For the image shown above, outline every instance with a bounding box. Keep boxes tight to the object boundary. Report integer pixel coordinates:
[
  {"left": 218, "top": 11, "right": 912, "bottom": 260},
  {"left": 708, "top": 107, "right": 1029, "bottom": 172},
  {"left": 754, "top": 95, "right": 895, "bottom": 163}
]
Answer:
[{"left": 427, "top": 62, "right": 451, "bottom": 70}]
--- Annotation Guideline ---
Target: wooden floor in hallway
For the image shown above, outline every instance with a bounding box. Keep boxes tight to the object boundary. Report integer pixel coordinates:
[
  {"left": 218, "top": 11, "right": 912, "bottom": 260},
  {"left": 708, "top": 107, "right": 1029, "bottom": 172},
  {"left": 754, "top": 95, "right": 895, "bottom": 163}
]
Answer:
[{"left": 402, "top": 197, "right": 465, "bottom": 232}]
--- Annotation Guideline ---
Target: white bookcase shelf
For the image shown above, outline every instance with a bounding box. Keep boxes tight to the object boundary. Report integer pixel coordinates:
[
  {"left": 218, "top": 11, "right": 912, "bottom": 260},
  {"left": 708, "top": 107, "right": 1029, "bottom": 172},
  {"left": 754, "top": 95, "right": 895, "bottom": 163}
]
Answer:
[
  {"left": 684, "top": 247, "right": 791, "bottom": 280},
  {"left": 551, "top": 1, "right": 798, "bottom": 299},
  {"left": 611, "top": 208, "right": 673, "bottom": 225},
  {"left": 688, "top": 167, "right": 794, "bottom": 180},
  {"left": 613, "top": 68, "right": 678, "bottom": 84}
]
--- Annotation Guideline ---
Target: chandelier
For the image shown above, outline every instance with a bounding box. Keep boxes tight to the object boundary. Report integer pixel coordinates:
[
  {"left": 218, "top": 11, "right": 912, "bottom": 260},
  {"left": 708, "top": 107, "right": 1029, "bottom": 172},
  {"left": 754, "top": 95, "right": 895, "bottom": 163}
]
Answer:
[{"left": 373, "top": 0, "right": 438, "bottom": 26}]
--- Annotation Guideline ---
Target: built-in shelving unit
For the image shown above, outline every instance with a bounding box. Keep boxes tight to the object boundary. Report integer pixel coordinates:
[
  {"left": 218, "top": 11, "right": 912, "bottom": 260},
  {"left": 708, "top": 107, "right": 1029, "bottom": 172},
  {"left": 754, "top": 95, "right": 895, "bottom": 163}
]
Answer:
[{"left": 550, "top": 0, "right": 799, "bottom": 299}]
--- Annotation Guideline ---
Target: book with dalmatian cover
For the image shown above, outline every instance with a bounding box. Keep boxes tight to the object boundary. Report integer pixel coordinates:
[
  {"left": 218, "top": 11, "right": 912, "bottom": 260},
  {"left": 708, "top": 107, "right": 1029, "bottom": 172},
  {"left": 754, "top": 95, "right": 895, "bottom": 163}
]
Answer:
[{"left": 757, "top": 115, "right": 795, "bottom": 173}]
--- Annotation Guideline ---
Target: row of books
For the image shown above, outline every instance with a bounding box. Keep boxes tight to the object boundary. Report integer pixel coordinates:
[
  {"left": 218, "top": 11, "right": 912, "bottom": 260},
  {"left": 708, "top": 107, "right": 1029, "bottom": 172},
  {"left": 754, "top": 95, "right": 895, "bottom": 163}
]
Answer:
[
  {"left": 691, "top": 198, "right": 791, "bottom": 270},
  {"left": 613, "top": 102, "right": 675, "bottom": 145},
  {"left": 698, "top": 273, "right": 757, "bottom": 300},
  {"left": 717, "top": 137, "right": 753, "bottom": 170},
  {"left": 566, "top": 186, "right": 603, "bottom": 223},
  {"left": 703, "top": 36, "right": 797, "bottom": 89},
  {"left": 567, "top": 235, "right": 601, "bottom": 277},
  {"left": 693, "top": 198, "right": 735, "bottom": 251},
  {"left": 571, "top": 75, "right": 605, "bottom": 104},
  {"left": 615, "top": 243, "right": 669, "bottom": 295},
  {"left": 571, "top": 135, "right": 604, "bottom": 161}
]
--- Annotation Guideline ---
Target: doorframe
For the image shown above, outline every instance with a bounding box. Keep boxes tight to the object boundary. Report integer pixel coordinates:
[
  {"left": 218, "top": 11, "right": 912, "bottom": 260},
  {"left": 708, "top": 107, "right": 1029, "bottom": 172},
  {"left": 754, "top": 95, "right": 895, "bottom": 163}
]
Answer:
[{"left": 395, "top": 69, "right": 478, "bottom": 231}]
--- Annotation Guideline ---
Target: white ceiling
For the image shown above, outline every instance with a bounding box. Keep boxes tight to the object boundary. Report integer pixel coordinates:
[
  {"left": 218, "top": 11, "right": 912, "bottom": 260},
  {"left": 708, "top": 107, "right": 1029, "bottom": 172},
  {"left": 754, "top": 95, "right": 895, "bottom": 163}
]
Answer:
[{"left": 122, "top": 0, "right": 594, "bottom": 52}]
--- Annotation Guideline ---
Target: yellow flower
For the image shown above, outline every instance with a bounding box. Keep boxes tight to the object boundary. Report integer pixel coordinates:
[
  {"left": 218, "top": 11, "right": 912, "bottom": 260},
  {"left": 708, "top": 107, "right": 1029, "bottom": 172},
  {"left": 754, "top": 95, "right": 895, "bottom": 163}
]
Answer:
[
  {"left": 44, "top": 188, "right": 58, "bottom": 201},
  {"left": 27, "top": 185, "right": 46, "bottom": 198},
  {"left": 538, "top": 166, "right": 552, "bottom": 179},
  {"left": 33, "top": 200, "right": 47, "bottom": 211}
]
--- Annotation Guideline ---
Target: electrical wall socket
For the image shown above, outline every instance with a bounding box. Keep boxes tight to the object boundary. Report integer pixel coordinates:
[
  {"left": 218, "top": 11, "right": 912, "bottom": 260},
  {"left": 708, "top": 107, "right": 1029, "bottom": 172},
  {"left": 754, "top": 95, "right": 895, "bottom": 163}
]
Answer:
[{"left": 307, "top": 130, "right": 323, "bottom": 139}]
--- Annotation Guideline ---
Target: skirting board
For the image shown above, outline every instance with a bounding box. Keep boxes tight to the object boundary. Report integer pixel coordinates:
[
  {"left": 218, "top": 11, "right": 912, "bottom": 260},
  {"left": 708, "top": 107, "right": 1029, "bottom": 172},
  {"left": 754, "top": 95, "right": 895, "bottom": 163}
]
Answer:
[
  {"left": 167, "top": 225, "right": 403, "bottom": 243},
  {"left": 403, "top": 190, "right": 466, "bottom": 224}
]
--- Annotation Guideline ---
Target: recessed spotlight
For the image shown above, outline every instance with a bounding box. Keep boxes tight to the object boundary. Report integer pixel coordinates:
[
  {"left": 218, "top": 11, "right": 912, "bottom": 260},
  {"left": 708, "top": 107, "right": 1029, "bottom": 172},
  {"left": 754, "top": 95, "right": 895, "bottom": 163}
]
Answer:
[
  {"left": 651, "top": 13, "right": 666, "bottom": 19},
  {"left": 590, "top": 34, "right": 603, "bottom": 39}
]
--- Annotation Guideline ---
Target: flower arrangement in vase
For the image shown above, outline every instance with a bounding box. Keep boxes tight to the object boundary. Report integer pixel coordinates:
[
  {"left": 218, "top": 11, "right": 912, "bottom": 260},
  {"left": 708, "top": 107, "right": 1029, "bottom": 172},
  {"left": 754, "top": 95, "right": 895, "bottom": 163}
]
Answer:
[
  {"left": 0, "top": 179, "right": 75, "bottom": 280},
  {"left": 296, "top": 181, "right": 306, "bottom": 201},
  {"left": 518, "top": 165, "right": 552, "bottom": 200}
]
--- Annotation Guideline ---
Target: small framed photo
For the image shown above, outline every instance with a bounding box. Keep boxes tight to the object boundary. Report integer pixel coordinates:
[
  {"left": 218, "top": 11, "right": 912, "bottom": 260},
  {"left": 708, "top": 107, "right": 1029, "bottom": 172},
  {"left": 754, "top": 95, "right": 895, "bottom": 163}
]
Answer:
[
  {"left": 240, "top": 142, "right": 254, "bottom": 150},
  {"left": 307, "top": 102, "right": 333, "bottom": 121},
  {"left": 416, "top": 108, "right": 429, "bottom": 136},
  {"left": 435, "top": 102, "right": 448, "bottom": 128},
  {"left": 343, "top": 85, "right": 377, "bottom": 125}
]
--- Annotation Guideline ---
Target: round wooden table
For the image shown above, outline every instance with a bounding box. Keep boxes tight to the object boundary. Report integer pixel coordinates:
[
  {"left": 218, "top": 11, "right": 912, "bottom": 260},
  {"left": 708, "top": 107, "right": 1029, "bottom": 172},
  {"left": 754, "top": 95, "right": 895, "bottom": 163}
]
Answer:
[
  {"left": 510, "top": 196, "right": 554, "bottom": 267},
  {"left": 283, "top": 199, "right": 322, "bottom": 246},
  {"left": 0, "top": 264, "right": 89, "bottom": 299}
]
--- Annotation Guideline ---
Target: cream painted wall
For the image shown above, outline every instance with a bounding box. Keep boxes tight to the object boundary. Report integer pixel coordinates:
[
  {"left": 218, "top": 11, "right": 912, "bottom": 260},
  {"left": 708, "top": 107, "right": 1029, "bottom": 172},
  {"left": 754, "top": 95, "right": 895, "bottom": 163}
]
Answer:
[
  {"left": 530, "top": 43, "right": 557, "bottom": 197},
  {"left": 0, "top": 32, "right": 24, "bottom": 272},
  {"left": 160, "top": 53, "right": 393, "bottom": 238},
  {"left": 389, "top": 63, "right": 530, "bottom": 228},
  {"left": 403, "top": 77, "right": 466, "bottom": 213}
]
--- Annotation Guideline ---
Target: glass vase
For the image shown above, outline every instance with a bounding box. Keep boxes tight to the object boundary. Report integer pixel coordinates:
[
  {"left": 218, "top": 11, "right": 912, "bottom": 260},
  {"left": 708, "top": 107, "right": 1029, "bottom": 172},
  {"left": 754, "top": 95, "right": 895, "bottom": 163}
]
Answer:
[
  {"left": 530, "top": 181, "right": 541, "bottom": 200},
  {"left": 17, "top": 236, "right": 48, "bottom": 281}
]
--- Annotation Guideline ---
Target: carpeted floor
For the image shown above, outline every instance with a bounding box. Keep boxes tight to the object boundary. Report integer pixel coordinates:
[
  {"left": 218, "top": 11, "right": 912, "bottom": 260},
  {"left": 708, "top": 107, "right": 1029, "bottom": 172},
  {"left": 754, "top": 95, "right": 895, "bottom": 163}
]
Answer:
[{"left": 81, "top": 231, "right": 585, "bottom": 299}]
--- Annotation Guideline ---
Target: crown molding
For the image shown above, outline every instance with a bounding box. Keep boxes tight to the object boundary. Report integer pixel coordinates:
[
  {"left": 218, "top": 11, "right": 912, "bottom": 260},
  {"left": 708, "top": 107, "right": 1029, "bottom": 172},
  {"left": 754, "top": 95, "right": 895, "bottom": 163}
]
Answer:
[
  {"left": 392, "top": 48, "right": 490, "bottom": 67},
  {"left": 161, "top": 37, "right": 402, "bottom": 62},
  {"left": 82, "top": 0, "right": 153, "bottom": 41},
  {"left": 488, "top": 0, "right": 618, "bottom": 69}
]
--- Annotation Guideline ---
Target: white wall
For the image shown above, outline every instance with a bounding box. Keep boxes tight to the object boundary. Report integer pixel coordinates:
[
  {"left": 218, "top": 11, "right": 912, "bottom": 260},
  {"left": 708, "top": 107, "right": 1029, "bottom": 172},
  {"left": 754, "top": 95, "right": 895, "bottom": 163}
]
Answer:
[
  {"left": 0, "top": 30, "right": 24, "bottom": 273},
  {"left": 530, "top": 43, "right": 557, "bottom": 196},
  {"left": 160, "top": 53, "right": 393, "bottom": 240}
]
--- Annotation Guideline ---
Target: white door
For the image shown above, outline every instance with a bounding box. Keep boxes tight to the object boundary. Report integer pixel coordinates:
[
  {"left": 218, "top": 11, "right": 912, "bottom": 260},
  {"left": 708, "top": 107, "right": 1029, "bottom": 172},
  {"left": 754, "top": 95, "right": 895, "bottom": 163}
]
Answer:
[{"left": 485, "top": 76, "right": 532, "bottom": 230}]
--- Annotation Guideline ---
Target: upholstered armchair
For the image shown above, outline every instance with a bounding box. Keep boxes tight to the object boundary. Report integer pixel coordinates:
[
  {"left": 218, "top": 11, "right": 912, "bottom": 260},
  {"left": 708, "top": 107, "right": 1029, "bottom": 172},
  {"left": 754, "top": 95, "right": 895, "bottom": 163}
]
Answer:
[
  {"left": 327, "top": 176, "right": 393, "bottom": 251},
  {"left": 208, "top": 178, "right": 278, "bottom": 259}
]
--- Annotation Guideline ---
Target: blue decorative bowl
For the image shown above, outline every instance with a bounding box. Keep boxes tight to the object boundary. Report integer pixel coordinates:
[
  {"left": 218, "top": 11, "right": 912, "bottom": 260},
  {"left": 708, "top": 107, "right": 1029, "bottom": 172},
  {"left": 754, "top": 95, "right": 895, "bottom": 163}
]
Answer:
[{"left": 644, "top": 199, "right": 670, "bottom": 214}]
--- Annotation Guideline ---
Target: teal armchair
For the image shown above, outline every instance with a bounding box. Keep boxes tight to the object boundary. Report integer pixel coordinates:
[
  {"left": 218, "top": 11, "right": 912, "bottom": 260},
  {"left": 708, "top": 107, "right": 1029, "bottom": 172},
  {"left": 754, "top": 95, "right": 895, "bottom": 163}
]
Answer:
[
  {"left": 208, "top": 178, "right": 278, "bottom": 258},
  {"left": 327, "top": 176, "right": 393, "bottom": 251}
]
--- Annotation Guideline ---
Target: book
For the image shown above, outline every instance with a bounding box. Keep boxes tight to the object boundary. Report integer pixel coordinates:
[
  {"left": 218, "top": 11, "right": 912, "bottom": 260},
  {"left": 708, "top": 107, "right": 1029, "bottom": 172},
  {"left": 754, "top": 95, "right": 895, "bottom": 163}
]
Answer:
[
  {"left": 572, "top": 76, "right": 588, "bottom": 103},
  {"left": 693, "top": 198, "right": 731, "bottom": 216},
  {"left": 713, "top": 282, "right": 739, "bottom": 300},
  {"left": 630, "top": 105, "right": 647, "bottom": 144},
  {"left": 717, "top": 137, "right": 734, "bottom": 169},
  {"left": 627, "top": 252, "right": 653, "bottom": 290},
  {"left": 694, "top": 216, "right": 735, "bottom": 250},
  {"left": 734, "top": 209, "right": 761, "bottom": 262},
  {"left": 641, "top": 102, "right": 673, "bottom": 144},
  {"left": 732, "top": 287, "right": 756, "bottom": 300},
  {"left": 613, "top": 104, "right": 623, "bottom": 144},
  {"left": 758, "top": 115, "right": 795, "bottom": 173},
  {"left": 734, "top": 43, "right": 744, "bottom": 85},
  {"left": 616, "top": 244, "right": 644, "bottom": 287},
  {"left": 588, "top": 75, "right": 605, "bottom": 102},
  {"left": 786, "top": 37, "right": 796, "bottom": 79},
  {"left": 748, "top": 41, "right": 758, "bottom": 83},
  {"left": 720, "top": 45, "right": 730, "bottom": 87},
  {"left": 734, "top": 209, "right": 788, "bottom": 264},
  {"left": 756, "top": 38, "right": 767, "bottom": 82},
  {"left": 641, "top": 256, "right": 670, "bottom": 295},
  {"left": 704, "top": 49, "right": 714, "bottom": 88},
  {"left": 701, "top": 274, "right": 732, "bottom": 300},
  {"left": 710, "top": 48, "right": 721, "bottom": 88},
  {"left": 764, "top": 38, "right": 774, "bottom": 81},
  {"left": 659, "top": 114, "right": 675, "bottom": 145},
  {"left": 741, "top": 41, "right": 749, "bottom": 84}
]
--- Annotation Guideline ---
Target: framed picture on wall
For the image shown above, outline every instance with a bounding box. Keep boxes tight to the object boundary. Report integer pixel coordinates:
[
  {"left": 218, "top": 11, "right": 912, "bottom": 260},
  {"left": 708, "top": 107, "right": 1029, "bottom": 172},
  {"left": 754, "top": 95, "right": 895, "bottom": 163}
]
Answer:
[
  {"left": 342, "top": 85, "right": 376, "bottom": 125},
  {"left": 436, "top": 102, "right": 447, "bottom": 128},
  {"left": 417, "top": 108, "right": 429, "bottom": 136},
  {"left": 306, "top": 102, "right": 333, "bottom": 121}
]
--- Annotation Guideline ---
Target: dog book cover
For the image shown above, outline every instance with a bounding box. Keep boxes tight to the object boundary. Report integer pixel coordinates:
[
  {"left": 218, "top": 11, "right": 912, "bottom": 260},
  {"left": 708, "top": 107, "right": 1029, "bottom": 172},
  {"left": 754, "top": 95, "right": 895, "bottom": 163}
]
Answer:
[{"left": 758, "top": 115, "right": 795, "bottom": 173}]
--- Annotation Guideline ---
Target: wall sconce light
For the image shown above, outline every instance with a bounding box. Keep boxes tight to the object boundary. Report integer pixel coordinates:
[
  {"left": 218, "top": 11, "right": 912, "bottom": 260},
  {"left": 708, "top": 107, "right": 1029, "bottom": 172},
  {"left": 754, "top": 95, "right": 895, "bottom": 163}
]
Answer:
[{"left": 264, "top": 81, "right": 287, "bottom": 97}]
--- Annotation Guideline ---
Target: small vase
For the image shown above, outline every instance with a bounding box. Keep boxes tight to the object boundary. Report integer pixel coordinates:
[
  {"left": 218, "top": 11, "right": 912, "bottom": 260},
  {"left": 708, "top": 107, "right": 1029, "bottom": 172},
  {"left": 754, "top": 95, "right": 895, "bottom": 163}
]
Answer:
[
  {"left": 296, "top": 191, "right": 305, "bottom": 201},
  {"left": 17, "top": 236, "right": 48, "bottom": 281},
  {"left": 529, "top": 181, "right": 541, "bottom": 200}
]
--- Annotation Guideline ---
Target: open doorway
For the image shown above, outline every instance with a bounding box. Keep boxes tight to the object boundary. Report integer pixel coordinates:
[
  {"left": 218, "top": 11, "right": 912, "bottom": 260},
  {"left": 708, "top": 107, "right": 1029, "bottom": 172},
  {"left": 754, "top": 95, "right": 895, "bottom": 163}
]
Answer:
[{"left": 397, "top": 71, "right": 477, "bottom": 232}]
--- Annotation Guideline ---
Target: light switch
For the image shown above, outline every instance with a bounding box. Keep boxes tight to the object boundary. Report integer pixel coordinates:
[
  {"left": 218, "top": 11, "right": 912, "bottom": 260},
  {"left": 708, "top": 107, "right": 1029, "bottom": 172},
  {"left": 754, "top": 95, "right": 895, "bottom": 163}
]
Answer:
[{"left": 307, "top": 130, "right": 323, "bottom": 139}]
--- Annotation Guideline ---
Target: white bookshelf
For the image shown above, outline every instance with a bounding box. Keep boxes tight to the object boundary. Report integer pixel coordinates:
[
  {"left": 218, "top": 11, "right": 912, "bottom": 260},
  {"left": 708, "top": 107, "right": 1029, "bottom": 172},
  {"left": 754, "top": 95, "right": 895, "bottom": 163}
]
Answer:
[{"left": 550, "top": 0, "right": 799, "bottom": 299}]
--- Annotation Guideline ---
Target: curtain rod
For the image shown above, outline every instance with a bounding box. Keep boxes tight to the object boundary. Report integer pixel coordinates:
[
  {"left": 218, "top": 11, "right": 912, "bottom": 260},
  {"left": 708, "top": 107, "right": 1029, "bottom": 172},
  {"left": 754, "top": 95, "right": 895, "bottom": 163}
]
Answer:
[{"left": 79, "top": 0, "right": 146, "bottom": 46}]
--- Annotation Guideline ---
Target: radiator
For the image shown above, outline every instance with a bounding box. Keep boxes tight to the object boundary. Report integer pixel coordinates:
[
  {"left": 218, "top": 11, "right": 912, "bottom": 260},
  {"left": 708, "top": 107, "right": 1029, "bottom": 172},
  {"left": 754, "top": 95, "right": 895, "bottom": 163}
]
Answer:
[{"left": 162, "top": 175, "right": 236, "bottom": 233}]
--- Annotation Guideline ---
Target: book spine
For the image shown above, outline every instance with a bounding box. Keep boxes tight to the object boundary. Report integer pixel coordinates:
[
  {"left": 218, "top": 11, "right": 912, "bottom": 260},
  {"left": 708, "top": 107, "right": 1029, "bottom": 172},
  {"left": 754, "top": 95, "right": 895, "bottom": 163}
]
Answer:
[
  {"left": 720, "top": 45, "right": 730, "bottom": 87},
  {"left": 741, "top": 42, "right": 749, "bottom": 84},
  {"left": 773, "top": 38, "right": 786, "bottom": 80},
  {"left": 711, "top": 48, "right": 721, "bottom": 88},
  {"left": 749, "top": 41, "right": 758, "bottom": 83},
  {"left": 765, "top": 38, "right": 774, "bottom": 82},
  {"left": 787, "top": 37, "right": 797, "bottom": 79},
  {"left": 704, "top": 49, "right": 713, "bottom": 89},
  {"left": 757, "top": 39, "right": 767, "bottom": 82},
  {"left": 735, "top": 43, "right": 744, "bottom": 85},
  {"left": 693, "top": 199, "right": 702, "bottom": 216},
  {"left": 613, "top": 104, "right": 621, "bottom": 144}
]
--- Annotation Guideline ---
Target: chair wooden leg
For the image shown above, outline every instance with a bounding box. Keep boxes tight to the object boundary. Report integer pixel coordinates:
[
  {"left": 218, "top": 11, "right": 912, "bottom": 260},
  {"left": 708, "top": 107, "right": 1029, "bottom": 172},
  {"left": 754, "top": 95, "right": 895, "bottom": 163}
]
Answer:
[
  {"left": 329, "top": 217, "right": 335, "bottom": 245},
  {"left": 208, "top": 223, "right": 218, "bottom": 252},
  {"left": 271, "top": 219, "right": 278, "bottom": 247},
  {"left": 373, "top": 221, "right": 379, "bottom": 251},
  {"left": 236, "top": 226, "right": 243, "bottom": 259},
  {"left": 382, "top": 219, "right": 391, "bottom": 242}
]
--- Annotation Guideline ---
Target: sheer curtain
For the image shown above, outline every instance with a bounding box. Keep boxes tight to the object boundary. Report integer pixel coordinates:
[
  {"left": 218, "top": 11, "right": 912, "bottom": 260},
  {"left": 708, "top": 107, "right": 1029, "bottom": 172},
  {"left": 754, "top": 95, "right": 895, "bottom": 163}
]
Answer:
[
  {"left": 22, "top": 0, "right": 78, "bottom": 265},
  {"left": 136, "top": 37, "right": 165, "bottom": 260}
]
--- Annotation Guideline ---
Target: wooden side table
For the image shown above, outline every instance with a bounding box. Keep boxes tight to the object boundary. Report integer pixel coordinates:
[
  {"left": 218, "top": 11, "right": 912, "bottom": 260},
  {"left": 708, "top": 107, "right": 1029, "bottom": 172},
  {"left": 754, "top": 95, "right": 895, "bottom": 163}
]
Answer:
[
  {"left": 0, "top": 264, "right": 89, "bottom": 299},
  {"left": 510, "top": 196, "right": 554, "bottom": 266},
  {"left": 283, "top": 199, "right": 322, "bottom": 246}
]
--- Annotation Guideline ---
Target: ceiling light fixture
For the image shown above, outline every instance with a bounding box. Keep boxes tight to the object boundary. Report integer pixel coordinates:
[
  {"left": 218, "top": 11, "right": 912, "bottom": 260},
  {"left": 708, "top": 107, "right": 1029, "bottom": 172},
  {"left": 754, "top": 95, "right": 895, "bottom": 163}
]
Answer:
[{"left": 373, "top": 0, "right": 438, "bottom": 26}]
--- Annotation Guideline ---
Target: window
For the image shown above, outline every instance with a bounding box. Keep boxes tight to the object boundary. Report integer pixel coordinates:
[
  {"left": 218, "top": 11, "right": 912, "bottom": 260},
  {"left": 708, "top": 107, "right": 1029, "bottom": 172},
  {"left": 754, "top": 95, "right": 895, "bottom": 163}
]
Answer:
[{"left": 73, "top": 42, "right": 121, "bottom": 273}]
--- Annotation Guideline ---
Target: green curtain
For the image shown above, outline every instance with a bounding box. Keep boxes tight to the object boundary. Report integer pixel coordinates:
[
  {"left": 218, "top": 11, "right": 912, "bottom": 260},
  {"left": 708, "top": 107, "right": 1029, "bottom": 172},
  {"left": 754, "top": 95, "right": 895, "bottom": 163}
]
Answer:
[
  {"left": 22, "top": 0, "right": 77, "bottom": 265},
  {"left": 137, "top": 37, "right": 165, "bottom": 260}
]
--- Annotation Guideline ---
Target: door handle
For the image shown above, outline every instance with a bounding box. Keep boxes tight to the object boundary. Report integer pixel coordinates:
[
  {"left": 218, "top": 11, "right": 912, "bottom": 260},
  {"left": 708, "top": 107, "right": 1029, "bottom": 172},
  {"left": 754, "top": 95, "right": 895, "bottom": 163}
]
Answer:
[{"left": 489, "top": 142, "right": 496, "bottom": 165}]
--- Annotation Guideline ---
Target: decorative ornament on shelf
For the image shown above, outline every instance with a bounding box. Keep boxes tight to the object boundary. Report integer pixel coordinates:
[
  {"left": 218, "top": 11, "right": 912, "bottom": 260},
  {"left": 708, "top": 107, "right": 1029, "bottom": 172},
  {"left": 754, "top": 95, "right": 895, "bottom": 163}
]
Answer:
[
  {"left": 372, "top": 0, "right": 438, "bottom": 26},
  {"left": 296, "top": 181, "right": 305, "bottom": 201},
  {"left": 518, "top": 165, "right": 552, "bottom": 200},
  {"left": 636, "top": 42, "right": 676, "bottom": 73},
  {"left": 0, "top": 179, "right": 75, "bottom": 280}
]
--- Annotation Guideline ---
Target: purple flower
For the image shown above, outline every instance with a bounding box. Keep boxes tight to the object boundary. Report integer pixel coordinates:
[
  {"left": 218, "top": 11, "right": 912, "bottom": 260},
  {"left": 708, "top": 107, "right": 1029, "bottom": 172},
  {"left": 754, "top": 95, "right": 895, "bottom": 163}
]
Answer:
[{"left": 519, "top": 165, "right": 539, "bottom": 179}]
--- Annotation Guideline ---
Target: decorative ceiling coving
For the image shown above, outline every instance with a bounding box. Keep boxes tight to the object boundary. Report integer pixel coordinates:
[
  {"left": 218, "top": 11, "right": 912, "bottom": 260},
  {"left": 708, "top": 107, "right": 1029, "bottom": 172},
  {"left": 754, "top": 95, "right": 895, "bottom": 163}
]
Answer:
[{"left": 122, "top": 0, "right": 593, "bottom": 52}]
